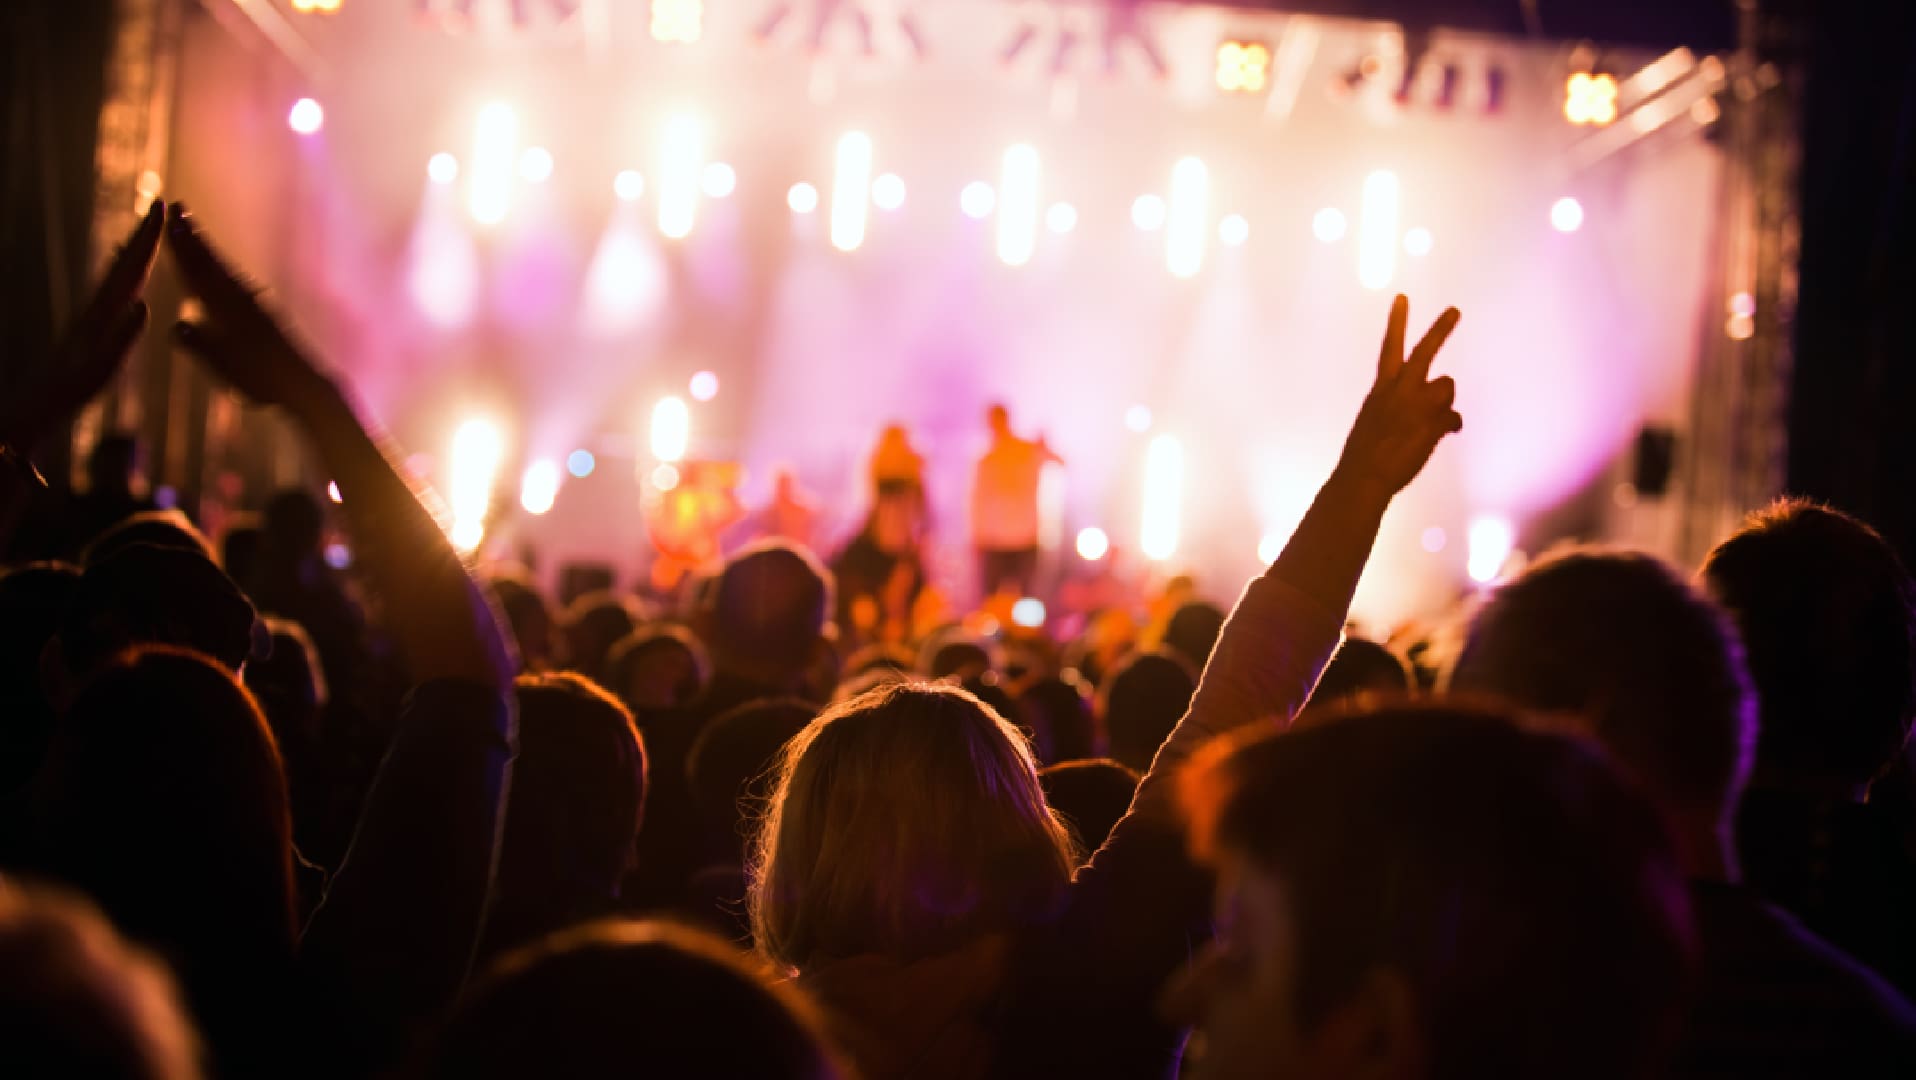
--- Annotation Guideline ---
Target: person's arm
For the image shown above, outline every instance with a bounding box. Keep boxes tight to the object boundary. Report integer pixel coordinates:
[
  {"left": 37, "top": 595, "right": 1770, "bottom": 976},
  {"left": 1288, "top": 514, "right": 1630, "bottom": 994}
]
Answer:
[{"left": 165, "top": 206, "right": 515, "bottom": 1065}]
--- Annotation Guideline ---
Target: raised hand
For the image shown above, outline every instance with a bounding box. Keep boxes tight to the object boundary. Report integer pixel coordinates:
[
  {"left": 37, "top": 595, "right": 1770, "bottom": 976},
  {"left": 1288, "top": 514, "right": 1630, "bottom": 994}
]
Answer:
[
  {"left": 2, "top": 199, "right": 165, "bottom": 450},
  {"left": 1334, "top": 294, "right": 1462, "bottom": 500},
  {"left": 164, "top": 204, "right": 329, "bottom": 409}
]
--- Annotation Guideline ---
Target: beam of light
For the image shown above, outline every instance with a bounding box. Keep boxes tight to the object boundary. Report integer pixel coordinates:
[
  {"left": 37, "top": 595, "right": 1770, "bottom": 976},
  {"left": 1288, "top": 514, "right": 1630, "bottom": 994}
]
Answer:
[
  {"left": 1357, "top": 169, "right": 1399, "bottom": 290},
  {"left": 1166, "top": 157, "right": 1210, "bottom": 278},
  {"left": 961, "top": 181, "right": 996, "bottom": 219},
  {"left": 408, "top": 179, "right": 480, "bottom": 329},
  {"left": 567, "top": 449, "right": 597, "bottom": 477},
  {"left": 1131, "top": 194, "right": 1166, "bottom": 231},
  {"left": 1467, "top": 514, "right": 1515, "bottom": 584},
  {"left": 448, "top": 417, "right": 504, "bottom": 553},
  {"left": 871, "top": 172, "right": 906, "bottom": 210},
  {"left": 1313, "top": 207, "right": 1346, "bottom": 242},
  {"left": 518, "top": 146, "right": 554, "bottom": 183},
  {"left": 428, "top": 152, "right": 460, "bottom": 184},
  {"left": 830, "top": 131, "right": 874, "bottom": 251},
  {"left": 1218, "top": 213, "right": 1250, "bottom": 247},
  {"left": 650, "top": 396, "right": 690, "bottom": 462},
  {"left": 520, "top": 459, "right": 560, "bottom": 515},
  {"left": 583, "top": 206, "right": 667, "bottom": 336},
  {"left": 1140, "top": 434, "right": 1184, "bottom": 562},
  {"left": 288, "top": 97, "right": 324, "bottom": 134},
  {"left": 1075, "top": 526, "right": 1110, "bottom": 561},
  {"left": 701, "top": 161, "right": 736, "bottom": 198},
  {"left": 1551, "top": 196, "right": 1584, "bottom": 233},
  {"left": 997, "top": 144, "right": 1040, "bottom": 267},
  {"left": 689, "top": 370, "right": 719, "bottom": 401},
  {"left": 615, "top": 170, "right": 645, "bottom": 201},
  {"left": 469, "top": 102, "right": 518, "bottom": 226},
  {"left": 657, "top": 114, "right": 703, "bottom": 239},
  {"left": 787, "top": 181, "right": 819, "bottom": 213},
  {"left": 1046, "top": 201, "right": 1077, "bottom": 234},
  {"left": 1403, "top": 226, "right": 1433, "bottom": 256}
]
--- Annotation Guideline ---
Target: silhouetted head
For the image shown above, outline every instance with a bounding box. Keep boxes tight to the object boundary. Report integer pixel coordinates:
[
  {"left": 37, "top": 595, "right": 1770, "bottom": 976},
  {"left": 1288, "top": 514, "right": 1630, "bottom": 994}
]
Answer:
[
  {"left": 0, "top": 882, "right": 202, "bottom": 1080},
  {"left": 750, "top": 681, "right": 1075, "bottom": 970},
  {"left": 1449, "top": 548, "right": 1755, "bottom": 872},
  {"left": 1018, "top": 673, "right": 1098, "bottom": 765},
  {"left": 485, "top": 567, "right": 556, "bottom": 673},
  {"left": 917, "top": 629, "right": 996, "bottom": 681},
  {"left": 85, "top": 433, "right": 141, "bottom": 496},
  {"left": 428, "top": 920, "right": 844, "bottom": 1079},
  {"left": 1302, "top": 637, "right": 1413, "bottom": 716},
  {"left": 82, "top": 510, "right": 215, "bottom": 567},
  {"left": 705, "top": 542, "right": 833, "bottom": 689},
  {"left": 1039, "top": 758, "right": 1139, "bottom": 855},
  {"left": 244, "top": 618, "right": 327, "bottom": 748},
  {"left": 0, "top": 562, "right": 80, "bottom": 794},
  {"left": 561, "top": 591, "right": 637, "bottom": 679},
  {"left": 603, "top": 624, "right": 708, "bottom": 715},
  {"left": 262, "top": 488, "right": 325, "bottom": 563},
  {"left": 986, "top": 402, "right": 1011, "bottom": 436},
  {"left": 1101, "top": 650, "right": 1198, "bottom": 773},
  {"left": 1701, "top": 499, "right": 1916, "bottom": 796},
  {"left": 687, "top": 698, "right": 816, "bottom": 860},
  {"left": 1163, "top": 601, "right": 1227, "bottom": 670},
  {"left": 485, "top": 674, "right": 646, "bottom": 959},
  {"left": 774, "top": 469, "right": 798, "bottom": 500},
  {"left": 53, "top": 544, "right": 261, "bottom": 688},
  {"left": 218, "top": 517, "right": 264, "bottom": 597},
  {"left": 1170, "top": 703, "right": 1693, "bottom": 1080}
]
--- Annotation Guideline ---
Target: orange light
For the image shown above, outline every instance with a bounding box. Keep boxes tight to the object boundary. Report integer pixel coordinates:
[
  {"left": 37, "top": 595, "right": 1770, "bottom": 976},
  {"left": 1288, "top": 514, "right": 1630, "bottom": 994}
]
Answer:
[
  {"left": 1564, "top": 72, "right": 1619, "bottom": 125},
  {"left": 1215, "top": 41, "right": 1272, "bottom": 93}
]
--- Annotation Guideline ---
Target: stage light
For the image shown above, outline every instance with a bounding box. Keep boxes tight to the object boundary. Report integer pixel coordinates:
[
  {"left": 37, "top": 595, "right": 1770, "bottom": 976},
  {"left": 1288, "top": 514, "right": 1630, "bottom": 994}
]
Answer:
[
  {"left": 1045, "top": 202, "right": 1077, "bottom": 234},
  {"left": 658, "top": 114, "right": 702, "bottom": 239},
  {"left": 1076, "top": 526, "right": 1110, "bottom": 561},
  {"left": 701, "top": 161, "right": 736, "bottom": 198},
  {"left": 1218, "top": 212, "right": 1249, "bottom": 247},
  {"left": 1132, "top": 194, "right": 1166, "bottom": 231},
  {"left": 787, "top": 181, "right": 819, "bottom": 214},
  {"left": 651, "top": 464, "right": 681, "bottom": 491},
  {"left": 689, "top": 370, "right": 720, "bottom": 401},
  {"left": 1140, "top": 434, "right": 1184, "bottom": 562},
  {"left": 1729, "top": 292, "right": 1756, "bottom": 318},
  {"left": 1312, "top": 207, "right": 1346, "bottom": 243},
  {"left": 650, "top": 0, "right": 702, "bottom": 43},
  {"left": 1550, "top": 196, "right": 1584, "bottom": 233},
  {"left": 567, "top": 449, "right": 597, "bottom": 478},
  {"left": 1124, "top": 404, "right": 1152, "bottom": 433},
  {"left": 961, "top": 181, "right": 997, "bottom": 219},
  {"left": 520, "top": 459, "right": 560, "bottom": 515},
  {"left": 1166, "top": 158, "right": 1210, "bottom": 278},
  {"left": 1467, "top": 515, "right": 1514, "bottom": 584},
  {"left": 1726, "top": 313, "right": 1755, "bottom": 341},
  {"left": 448, "top": 417, "right": 504, "bottom": 554},
  {"left": 469, "top": 102, "right": 518, "bottom": 226},
  {"left": 1215, "top": 41, "right": 1272, "bottom": 93},
  {"left": 324, "top": 543, "right": 351, "bottom": 569},
  {"left": 871, "top": 172, "right": 906, "bottom": 210},
  {"left": 428, "top": 153, "right": 460, "bottom": 184},
  {"left": 1421, "top": 525, "right": 1447, "bottom": 553},
  {"left": 1011, "top": 597, "right": 1047, "bottom": 628},
  {"left": 650, "top": 396, "right": 690, "bottom": 462},
  {"left": 511, "top": 147, "right": 551, "bottom": 187},
  {"left": 998, "top": 143, "right": 1040, "bottom": 267},
  {"left": 1403, "top": 227, "right": 1433, "bottom": 256},
  {"left": 1358, "top": 170, "right": 1399, "bottom": 290},
  {"left": 327, "top": 481, "right": 342, "bottom": 504},
  {"left": 615, "top": 170, "right": 645, "bottom": 201},
  {"left": 1258, "top": 533, "right": 1283, "bottom": 565},
  {"left": 1564, "top": 72, "right": 1619, "bottom": 125},
  {"left": 288, "top": 98, "right": 324, "bottom": 135},
  {"left": 831, "top": 130, "right": 874, "bottom": 252}
]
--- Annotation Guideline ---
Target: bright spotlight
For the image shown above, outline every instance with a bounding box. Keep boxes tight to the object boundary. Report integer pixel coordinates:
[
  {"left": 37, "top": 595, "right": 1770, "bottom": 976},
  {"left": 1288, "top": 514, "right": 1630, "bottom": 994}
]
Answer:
[
  {"left": 520, "top": 459, "right": 560, "bottom": 515},
  {"left": 1467, "top": 515, "right": 1515, "bottom": 584},
  {"left": 960, "top": 181, "right": 997, "bottom": 219},
  {"left": 688, "top": 370, "right": 720, "bottom": 401},
  {"left": 428, "top": 153, "right": 460, "bottom": 185},
  {"left": 650, "top": 396, "right": 690, "bottom": 463},
  {"left": 658, "top": 115, "right": 703, "bottom": 239},
  {"left": 1166, "top": 157, "right": 1210, "bottom": 278},
  {"left": 1131, "top": 194, "right": 1167, "bottom": 231},
  {"left": 868, "top": 172, "right": 905, "bottom": 210},
  {"left": 651, "top": 464, "right": 681, "bottom": 491},
  {"left": 1011, "top": 597, "right": 1047, "bottom": 628},
  {"left": 1358, "top": 170, "right": 1400, "bottom": 290},
  {"left": 1140, "top": 434, "right": 1184, "bottom": 562},
  {"left": 518, "top": 146, "right": 554, "bottom": 183},
  {"left": 701, "top": 161, "right": 737, "bottom": 198},
  {"left": 448, "top": 417, "right": 504, "bottom": 553},
  {"left": 787, "top": 181, "right": 819, "bottom": 213},
  {"left": 650, "top": 0, "right": 703, "bottom": 43},
  {"left": 1312, "top": 207, "right": 1347, "bottom": 243},
  {"left": 567, "top": 449, "right": 597, "bottom": 478},
  {"left": 1124, "top": 404, "right": 1152, "bottom": 433},
  {"left": 1564, "top": 72, "right": 1619, "bottom": 126},
  {"left": 614, "top": 170, "right": 645, "bottom": 201},
  {"left": 1403, "top": 226, "right": 1433, "bottom": 256},
  {"left": 1045, "top": 202, "right": 1077, "bottom": 234},
  {"left": 997, "top": 144, "right": 1040, "bottom": 267},
  {"left": 327, "top": 481, "right": 342, "bottom": 504},
  {"left": 1218, "top": 213, "right": 1250, "bottom": 247},
  {"left": 1075, "top": 526, "right": 1110, "bottom": 561},
  {"left": 831, "top": 131, "right": 874, "bottom": 252},
  {"left": 469, "top": 102, "right": 518, "bottom": 226},
  {"left": 1551, "top": 196, "right": 1585, "bottom": 233},
  {"left": 288, "top": 97, "right": 324, "bottom": 135},
  {"left": 1215, "top": 41, "right": 1272, "bottom": 93},
  {"left": 1258, "top": 533, "right": 1283, "bottom": 565}
]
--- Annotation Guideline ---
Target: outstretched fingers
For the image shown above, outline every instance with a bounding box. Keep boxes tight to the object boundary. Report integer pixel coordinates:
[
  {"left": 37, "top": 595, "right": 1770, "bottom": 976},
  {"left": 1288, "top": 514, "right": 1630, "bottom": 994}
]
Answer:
[
  {"left": 166, "top": 204, "right": 256, "bottom": 316},
  {"left": 85, "top": 200, "right": 165, "bottom": 327},
  {"left": 1405, "top": 307, "right": 1461, "bottom": 384},
  {"left": 1376, "top": 294, "right": 1409, "bottom": 382}
]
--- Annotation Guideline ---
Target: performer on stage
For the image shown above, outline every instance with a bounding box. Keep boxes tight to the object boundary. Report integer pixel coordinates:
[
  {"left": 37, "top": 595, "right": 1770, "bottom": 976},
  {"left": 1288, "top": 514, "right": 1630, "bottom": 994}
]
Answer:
[{"left": 970, "top": 402, "right": 1061, "bottom": 598}]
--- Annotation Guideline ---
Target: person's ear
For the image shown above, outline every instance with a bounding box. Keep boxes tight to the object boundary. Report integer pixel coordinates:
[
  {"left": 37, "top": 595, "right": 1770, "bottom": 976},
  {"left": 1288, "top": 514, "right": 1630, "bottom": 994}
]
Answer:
[{"left": 1309, "top": 968, "right": 1423, "bottom": 1080}]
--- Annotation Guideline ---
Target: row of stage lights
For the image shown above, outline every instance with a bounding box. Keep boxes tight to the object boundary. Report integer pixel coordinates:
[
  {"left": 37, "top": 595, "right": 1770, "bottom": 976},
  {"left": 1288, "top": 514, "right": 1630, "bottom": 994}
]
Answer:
[{"left": 285, "top": 98, "right": 1591, "bottom": 287}]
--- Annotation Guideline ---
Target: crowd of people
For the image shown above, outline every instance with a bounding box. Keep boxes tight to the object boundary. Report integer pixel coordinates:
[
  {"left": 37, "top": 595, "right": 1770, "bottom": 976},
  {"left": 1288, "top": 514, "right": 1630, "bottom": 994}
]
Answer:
[{"left": 2, "top": 197, "right": 1915, "bottom": 1079}]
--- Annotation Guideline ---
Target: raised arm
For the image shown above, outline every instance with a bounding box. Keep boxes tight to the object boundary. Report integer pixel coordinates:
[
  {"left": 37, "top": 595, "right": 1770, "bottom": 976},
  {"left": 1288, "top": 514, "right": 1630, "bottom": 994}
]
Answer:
[{"left": 165, "top": 206, "right": 514, "bottom": 1068}]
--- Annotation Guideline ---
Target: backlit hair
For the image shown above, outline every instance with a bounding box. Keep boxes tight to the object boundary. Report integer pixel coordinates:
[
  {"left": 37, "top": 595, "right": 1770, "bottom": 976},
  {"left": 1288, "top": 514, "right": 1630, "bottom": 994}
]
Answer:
[{"left": 749, "top": 680, "right": 1076, "bottom": 970}]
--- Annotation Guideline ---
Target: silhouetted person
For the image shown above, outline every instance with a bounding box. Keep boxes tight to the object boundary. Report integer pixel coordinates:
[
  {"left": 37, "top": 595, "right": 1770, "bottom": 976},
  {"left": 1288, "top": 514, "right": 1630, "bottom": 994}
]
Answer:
[
  {"left": 1162, "top": 600, "right": 1226, "bottom": 670},
  {"left": 0, "top": 562, "right": 79, "bottom": 801},
  {"left": 682, "top": 698, "right": 816, "bottom": 938},
  {"left": 48, "top": 543, "right": 260, "bottom": 696},
  {"left": 1018, "top": 673, "right": 1098, "bottom": 765},
  {"left": 82, "top": 509, "right": 215, "bottom": 566},
  {"left": 1299, "top": 635, "right": 1413, "bottom": 718},
  {"left": 693, "top": 541, "right": 834, "bottom": 719},
  {"left": 971, "top": 403, "right": 1061, "bottom": 598},
  {"left": 484, "top": 566, "right": 556, "bottom": 673},
  {"left": 1167, "top": 704, "right": 1694, "bottom": 1079},
  {"left": 252, "top": 488, "right": 368, "bottom": 703},
  {"left": 1039, "top": 758, "right": 1139, "bottom": 857},
  {"left": 602, "top": 624, "right": 708, "bottom": 717},
  {"left": 1702, "top": 498, "right": 1916, "bottom": 996},
  {"left": 1101, "top": 650, "right": 1198, "bottom": 773},
  {"left": 64, "top": 432, "right": 155, "bottom": 556}
]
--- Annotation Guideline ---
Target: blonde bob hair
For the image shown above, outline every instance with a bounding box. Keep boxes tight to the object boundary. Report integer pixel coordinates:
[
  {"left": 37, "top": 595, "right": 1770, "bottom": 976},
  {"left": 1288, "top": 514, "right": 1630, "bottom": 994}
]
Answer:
[{"left": 749, "top": 680, "right": 1078, "bottom": 970}]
